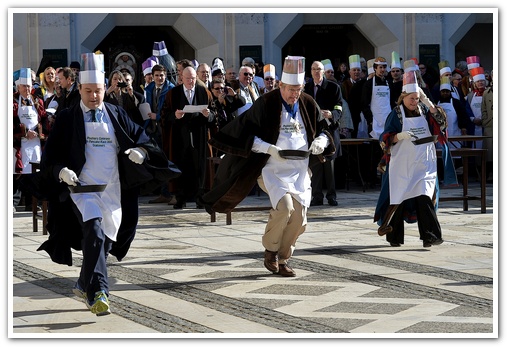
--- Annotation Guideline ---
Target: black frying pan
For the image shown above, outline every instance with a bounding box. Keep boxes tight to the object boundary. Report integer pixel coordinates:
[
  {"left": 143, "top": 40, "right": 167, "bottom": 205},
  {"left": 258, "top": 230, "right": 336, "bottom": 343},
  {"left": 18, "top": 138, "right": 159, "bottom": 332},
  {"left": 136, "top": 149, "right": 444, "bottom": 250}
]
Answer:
[
  {"left": 278, "top": 150, "right": 311, "bottom": 160},
  {"left": 68, "top": 183, "right": 107, "bottom": 193},
  {"left": 411, "top": 134, "right": 438, "bottom": 145}
]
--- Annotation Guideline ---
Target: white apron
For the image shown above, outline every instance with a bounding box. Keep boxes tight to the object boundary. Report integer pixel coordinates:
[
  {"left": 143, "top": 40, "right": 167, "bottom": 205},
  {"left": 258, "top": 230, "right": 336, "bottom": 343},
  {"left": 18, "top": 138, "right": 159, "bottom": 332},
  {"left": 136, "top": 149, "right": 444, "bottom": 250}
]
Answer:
[
  {"left": 261, "top": 108, "right": 312, "bottom": 209},
  {"left": 369, "top": 77, "right": 391, "bottom": 139},
  {"left": 438, "top": 101, "right": 461, "bottom": 149},
  {"left": 18, "top": 97, "right": 41, "bottom": 174},
  {"left": 389, "top": 106, "right": 437, "bottom": 204},
  {"left": 470, "top": 93, "right": 483, "bottom": 148},
  {"left": 70, "top": 111, "right": 122, "bottom": 241}
]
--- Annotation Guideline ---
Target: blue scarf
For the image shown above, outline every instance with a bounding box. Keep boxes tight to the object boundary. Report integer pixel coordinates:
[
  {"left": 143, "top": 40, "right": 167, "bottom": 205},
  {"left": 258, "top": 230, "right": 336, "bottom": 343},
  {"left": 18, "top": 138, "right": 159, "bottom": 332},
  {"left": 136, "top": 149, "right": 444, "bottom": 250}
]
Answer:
[{"left": 281, "top": 99, "right": 299, "bottom": 119}]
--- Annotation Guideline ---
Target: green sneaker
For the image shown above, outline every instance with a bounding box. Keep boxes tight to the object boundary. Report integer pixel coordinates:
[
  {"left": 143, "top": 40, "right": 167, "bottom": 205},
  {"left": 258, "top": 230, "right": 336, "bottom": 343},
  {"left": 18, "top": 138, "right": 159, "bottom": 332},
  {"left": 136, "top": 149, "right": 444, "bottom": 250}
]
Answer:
[{"left": 89, "top": 291, "right": 111, "bottom": 316}]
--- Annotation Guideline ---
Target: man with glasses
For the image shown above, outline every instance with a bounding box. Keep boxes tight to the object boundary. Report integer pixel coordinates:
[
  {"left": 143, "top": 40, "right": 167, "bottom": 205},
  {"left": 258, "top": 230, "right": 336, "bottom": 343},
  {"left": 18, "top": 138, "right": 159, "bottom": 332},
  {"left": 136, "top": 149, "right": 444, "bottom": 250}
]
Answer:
[
  {"left": 305, "top": 60, "right": 343, "bottom": 207},
  {"left": 197, "top": 63, "right": 211, "bottom": 89},
  {"left": 199, "top": 56, "right": 336, "bottom": 277},
  {"left": 260, "top": 64, "right": 277, "bottom": 94},
  {"left": 232, "top": 65, "right": 259, "bottom": 116}
]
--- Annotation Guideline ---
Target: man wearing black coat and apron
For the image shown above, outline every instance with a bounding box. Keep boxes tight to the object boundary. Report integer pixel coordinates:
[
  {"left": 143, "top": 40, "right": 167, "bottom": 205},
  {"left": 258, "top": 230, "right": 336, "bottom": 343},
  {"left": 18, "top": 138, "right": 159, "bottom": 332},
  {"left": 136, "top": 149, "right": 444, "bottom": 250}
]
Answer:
[
  {"left": 199, "top": 56, "right": 336, "bottom": 277},
  {"left": 37, "top": 52, "right": 157, "bottom": 316}
]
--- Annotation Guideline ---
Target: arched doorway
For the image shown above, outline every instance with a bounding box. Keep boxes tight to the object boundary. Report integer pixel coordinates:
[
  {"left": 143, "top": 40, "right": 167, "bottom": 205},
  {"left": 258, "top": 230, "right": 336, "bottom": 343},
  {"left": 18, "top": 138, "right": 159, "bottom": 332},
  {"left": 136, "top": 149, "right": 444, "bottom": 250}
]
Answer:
[{"left": 95, "top": 25, "right": 194, "bottom": 85}]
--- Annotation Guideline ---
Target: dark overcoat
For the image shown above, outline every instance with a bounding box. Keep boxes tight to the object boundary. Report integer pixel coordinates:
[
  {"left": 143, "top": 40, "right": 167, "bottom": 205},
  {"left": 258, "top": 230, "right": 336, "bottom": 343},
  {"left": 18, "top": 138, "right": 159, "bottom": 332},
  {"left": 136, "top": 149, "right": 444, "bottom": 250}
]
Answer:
[{"left": 199, "top": 89, "right": 336, "bottom": 213}]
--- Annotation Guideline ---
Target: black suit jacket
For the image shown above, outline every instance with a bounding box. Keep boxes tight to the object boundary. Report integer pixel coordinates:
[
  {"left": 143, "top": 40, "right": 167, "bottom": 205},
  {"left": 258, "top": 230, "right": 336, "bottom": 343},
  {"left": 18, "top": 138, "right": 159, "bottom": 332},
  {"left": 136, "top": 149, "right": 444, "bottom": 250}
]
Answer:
[
  {"left": 37, "top": 102, "right": 155, "bottom": 265},
  {"left": 304, "top": 78, "right": 342, "bottom": 158}
]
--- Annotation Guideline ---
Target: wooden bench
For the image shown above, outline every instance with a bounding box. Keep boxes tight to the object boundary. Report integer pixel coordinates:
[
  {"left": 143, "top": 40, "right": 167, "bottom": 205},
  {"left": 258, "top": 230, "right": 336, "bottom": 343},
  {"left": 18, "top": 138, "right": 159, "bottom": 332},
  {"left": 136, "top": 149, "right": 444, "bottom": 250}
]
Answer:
[
  {"left": 208, "top": 157, "right": 272, "bottom": 225},
  {"left": 30, "top": 162, "right": 48, "bottom": 235},
  {"left": 437, "top": 148, "right": 487, "bottom": 213}
]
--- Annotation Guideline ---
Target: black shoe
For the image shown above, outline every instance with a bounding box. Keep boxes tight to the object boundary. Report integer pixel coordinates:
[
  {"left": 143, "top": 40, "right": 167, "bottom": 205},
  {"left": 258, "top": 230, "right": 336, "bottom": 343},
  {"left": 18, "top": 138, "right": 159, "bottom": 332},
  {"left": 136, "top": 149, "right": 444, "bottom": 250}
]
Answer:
[
  {"left": 310, "top": 200, "right": 323, "bottom": 206},
  {"left": 328, "top": 198, "right": 338, "bottom": 206},
  {"left": 173, "top": 202, "right": 186, "bottom": 209},
  {"left": 423, "top": 238, "right": 444, "bottom": 247},
  {"left": 389, "top": 242, "right": 401, "bottom": 247}
]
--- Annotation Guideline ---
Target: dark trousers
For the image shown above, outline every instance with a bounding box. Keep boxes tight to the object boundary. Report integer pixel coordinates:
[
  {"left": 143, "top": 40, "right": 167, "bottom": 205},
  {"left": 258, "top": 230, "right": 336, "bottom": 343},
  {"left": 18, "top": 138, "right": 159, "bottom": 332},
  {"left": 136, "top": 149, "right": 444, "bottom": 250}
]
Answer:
[
  {"left": 386, "top": 195, "right": 442, "bottom": 245},
  {"left": 72, "top": 204, "right": 113, "bottom": 302},
  {"left": 311, "top": 159, "right": 336, "bottom": 201}
]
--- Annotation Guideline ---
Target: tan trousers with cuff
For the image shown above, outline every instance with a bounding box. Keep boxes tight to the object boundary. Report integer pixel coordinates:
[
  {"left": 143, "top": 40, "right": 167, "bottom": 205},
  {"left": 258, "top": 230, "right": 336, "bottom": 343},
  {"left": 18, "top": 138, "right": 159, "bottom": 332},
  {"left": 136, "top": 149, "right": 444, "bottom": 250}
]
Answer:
[{"left": 257, "top": 176, "right": 307, "bottom": 264}]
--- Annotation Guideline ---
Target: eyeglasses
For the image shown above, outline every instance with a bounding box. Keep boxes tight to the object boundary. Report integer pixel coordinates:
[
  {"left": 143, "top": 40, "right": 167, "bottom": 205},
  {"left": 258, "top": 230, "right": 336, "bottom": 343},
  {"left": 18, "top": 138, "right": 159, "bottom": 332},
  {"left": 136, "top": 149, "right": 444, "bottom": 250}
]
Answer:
[
  {"left": 213, "top": 87, "right": 225, "bottom": 90},
  {"left": 311, "top": 68, "right": 323, "bottom": 71},
  {"left": 287, "top": 87, "right": 303, "bottom": 94},
  {"left": 243, "top": 72, "right": 253, "bottom": 77},
  {"left": 264, "top": 77, "right": 274, "bottom": 81}
]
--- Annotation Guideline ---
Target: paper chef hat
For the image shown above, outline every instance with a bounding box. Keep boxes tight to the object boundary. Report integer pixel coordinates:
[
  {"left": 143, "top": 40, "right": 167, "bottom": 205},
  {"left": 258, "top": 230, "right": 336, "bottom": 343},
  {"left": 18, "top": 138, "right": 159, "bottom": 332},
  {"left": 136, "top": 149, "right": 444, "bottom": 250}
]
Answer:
[
  {"left": 321, "top": 59, "right": 333, "bottom": 72},
  {"left": 438, "top": 60, "right": 452, "bottom": 76},
  {"left": 79, "top": 52, "right": 105, "bottom": 84},
  {"left": 466, "top": 56, "right": 480, "bottom": 70},
  {"left": 439, "top": 76, "right": 451, "bottom": 91},
  {"left": 15, "top": 67, "right": 32, "bottom": 86},
  {"left": 367, "top": 59, "right": 375, "bottom": 75},
  {"left": 263, "top": 64, "right": 276, "bottom": 78},
  {"left": 391, "top": 51, "right": 401, "bottom": 69},
  {"left": 374, "top": 56, "right": 388, "bottom": 66},
  {"left": 142, "top": 56, "right": 159, "bottom": 76},
  {"left": 211, "top": 57, "right": 225, "bottom": 76},
  {"left": 404, "top": 59, "right": 418, "bottom": 73},
  {"left": 281, "top": 56, "right": 305, "bottom": 85},
  {"left": 348, "top": 54, "right": 361, "bottom": 69},
  {"left": 402, "top": 71, "right": 418, "bottom": 93},
  {"left": 153, "top": 41, "right": 168, "bottom": 57},
  {"left": 470, "top": 67, "right": 485, "bottom": 82}
]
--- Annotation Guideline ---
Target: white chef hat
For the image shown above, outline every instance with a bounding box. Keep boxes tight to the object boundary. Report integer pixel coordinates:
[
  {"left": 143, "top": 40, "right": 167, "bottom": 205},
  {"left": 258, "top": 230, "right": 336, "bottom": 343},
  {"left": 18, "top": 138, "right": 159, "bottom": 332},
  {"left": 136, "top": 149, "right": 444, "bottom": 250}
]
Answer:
[
  {"left": 15, "top": 67, "right": 32, "bottom": 86},
  {"left": 348, "top": 54, "right": 361, "bottom": 69},
  {"left": 402, "top": 71, "right": 418, "bottom": 93},
  {"left": 440, "top": 76, "right": 451, "bottom": 91},
  {"left": 466, "top": 56, "right": 480, "bottom": 70},
  {"left": 281, "top": 56, "right": 305, "bottom": 85},
  {"left": 438, "top": 60, "right": 452, "bottom": 76},
  {"left": 391, "top": 51, "right": 401, "bottom": 69},
  {"left": 79, "top": 52, "right": 105, "bottom": 84},
  {"left": 263, "top": 64, "right": 276, "bottom": 78},
  {"left": 321, "top": 59, "right": 333, "bottom": 72}
]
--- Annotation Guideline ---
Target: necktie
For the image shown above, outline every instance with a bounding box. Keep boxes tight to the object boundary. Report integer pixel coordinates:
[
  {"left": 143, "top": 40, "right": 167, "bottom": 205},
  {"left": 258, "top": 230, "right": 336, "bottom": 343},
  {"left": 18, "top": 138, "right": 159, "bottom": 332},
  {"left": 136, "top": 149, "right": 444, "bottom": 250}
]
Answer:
[
  {"left": 186, "top": 89, "right": 192, "bottom": 103},
  {"left": 315, "top": 84, "right": 320, "bottom": 98},
  {"left": 248, "top": 85, "right": 258, "bottom": 101},
  {"left": 90, "top": 109, "right": 104, "bottom": 122},
  {"left": 153, "top": 88, "right": 161, "bottom": 112}
]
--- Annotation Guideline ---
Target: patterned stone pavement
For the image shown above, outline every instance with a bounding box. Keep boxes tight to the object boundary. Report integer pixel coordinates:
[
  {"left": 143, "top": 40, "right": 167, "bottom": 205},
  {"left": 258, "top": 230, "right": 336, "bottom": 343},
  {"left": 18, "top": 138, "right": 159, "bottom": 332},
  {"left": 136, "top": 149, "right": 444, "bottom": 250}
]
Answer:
[{"left": 9, "top": 182, "right": 497, "bottom": 338}]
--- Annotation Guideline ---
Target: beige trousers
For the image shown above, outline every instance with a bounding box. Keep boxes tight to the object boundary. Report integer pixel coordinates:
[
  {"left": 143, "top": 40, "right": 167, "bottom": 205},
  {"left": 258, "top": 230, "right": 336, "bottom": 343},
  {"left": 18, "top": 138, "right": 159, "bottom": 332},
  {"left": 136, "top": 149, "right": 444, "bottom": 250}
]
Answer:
[{"left": 257, "top": 176, "right": 307, "bottom": 264}]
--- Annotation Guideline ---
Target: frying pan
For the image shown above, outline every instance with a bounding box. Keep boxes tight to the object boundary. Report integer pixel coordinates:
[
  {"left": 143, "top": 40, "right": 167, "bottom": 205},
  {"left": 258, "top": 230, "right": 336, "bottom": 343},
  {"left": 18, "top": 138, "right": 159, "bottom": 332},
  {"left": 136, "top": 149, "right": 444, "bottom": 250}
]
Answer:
[
  {"left": 411, "top": 134, "right": 439, "bottom": 145},
  {"left": 68, "top": 182, "right": 107, "bottom": 193},
  {"left": 278, "top": 150, "right": 311, "bottom": 160}
]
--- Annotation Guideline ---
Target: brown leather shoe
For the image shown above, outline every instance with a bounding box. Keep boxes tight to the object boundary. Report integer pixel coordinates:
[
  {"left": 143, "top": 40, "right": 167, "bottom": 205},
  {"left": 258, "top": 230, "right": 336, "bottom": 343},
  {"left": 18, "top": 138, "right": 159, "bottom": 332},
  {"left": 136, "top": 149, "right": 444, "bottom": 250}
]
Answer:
[
  {"left": 278, "top": 264, "right": 296, "bottom": 277},
  {"left": 264, "top": 250, "right": 279, "bottom": 273},
  {"left": 149, "top": 195, "right": 173, "bottom": 204}
]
